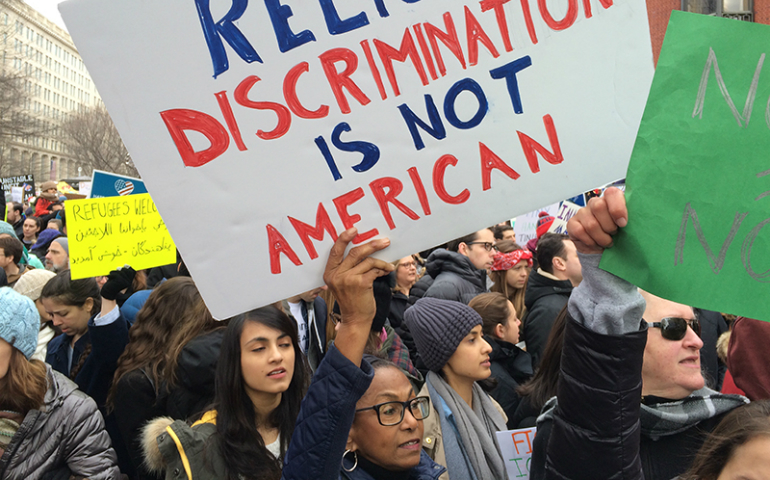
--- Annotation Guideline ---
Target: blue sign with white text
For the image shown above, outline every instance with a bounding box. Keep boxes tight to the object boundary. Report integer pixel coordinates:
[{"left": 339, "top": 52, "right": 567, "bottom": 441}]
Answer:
[{"left": 89, "top": 170, "right": 147, "bottom": 198}]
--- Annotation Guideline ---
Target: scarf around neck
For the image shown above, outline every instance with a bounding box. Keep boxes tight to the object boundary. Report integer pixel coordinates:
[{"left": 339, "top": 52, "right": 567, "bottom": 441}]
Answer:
[
  {"left": 640, "top": 387, "right": 748, "bottom": 439},
  {"left": 426, "top": 371, "right": 507, "bottom": 479}
]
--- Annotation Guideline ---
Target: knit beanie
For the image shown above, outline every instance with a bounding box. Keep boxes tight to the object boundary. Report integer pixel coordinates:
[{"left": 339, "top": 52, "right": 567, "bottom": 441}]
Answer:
[
  {"left": 33, "top": 229, "right": 61, "bottom": 248},
  {"left": 40, "top": 181, "right": 57, "bottom": 192},
  {"left": 53, "top": 237, "right": 69, "bottom": 254},
  {"left": 0, "top": 287, "right": 40, "bottom": 359},
  {"left": 404, "top": 297, "right": 483, "bottom": 372},
  {"left": 0, "top": 221, "right": 16, "bottom": 238},
  {"left": 14, "top": 269, "right": 56, "bottom": 302},
  {"left": 535, "top": 211, "right": 555, "bottom": 239}
]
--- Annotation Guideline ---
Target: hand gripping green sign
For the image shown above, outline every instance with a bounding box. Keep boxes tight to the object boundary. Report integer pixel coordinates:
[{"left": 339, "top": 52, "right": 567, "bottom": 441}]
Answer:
[{"left": 601, "top": 11, "right": 770, "bottom": 320}]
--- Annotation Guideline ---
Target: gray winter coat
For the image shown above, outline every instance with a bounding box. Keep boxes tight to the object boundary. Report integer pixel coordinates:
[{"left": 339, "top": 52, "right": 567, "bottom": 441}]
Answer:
[
  {"left": 423, "top": 250, "right": 488, "bottom": 304},
  {"left": 0, "top": 365, "right": 120, "bottom": 480}
]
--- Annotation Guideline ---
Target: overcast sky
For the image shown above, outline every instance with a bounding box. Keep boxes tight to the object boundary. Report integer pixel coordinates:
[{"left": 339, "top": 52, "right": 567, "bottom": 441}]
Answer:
[{"left": 25, "top": 0, "right": 67, "bottom": 30}]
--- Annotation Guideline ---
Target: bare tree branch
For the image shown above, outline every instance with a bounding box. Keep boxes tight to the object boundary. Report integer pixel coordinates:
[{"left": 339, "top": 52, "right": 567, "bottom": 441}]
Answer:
[{"left": 59, "top": 105, "right": 139, "bottom": 177}]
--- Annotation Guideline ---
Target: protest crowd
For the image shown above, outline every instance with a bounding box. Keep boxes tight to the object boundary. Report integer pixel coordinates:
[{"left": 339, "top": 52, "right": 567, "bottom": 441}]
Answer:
[{"left": 0, "top": 181, "right": 767, "bottom": 480}]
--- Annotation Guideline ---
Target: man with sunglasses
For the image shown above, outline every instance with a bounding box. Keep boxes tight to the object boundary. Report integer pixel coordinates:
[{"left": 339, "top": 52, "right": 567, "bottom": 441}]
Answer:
[
  {"left": 529, "top": 188, "right": 747, "bottom": 480},
  {"left": 421, "top": 228, "right": 496, "bottom": 304}
]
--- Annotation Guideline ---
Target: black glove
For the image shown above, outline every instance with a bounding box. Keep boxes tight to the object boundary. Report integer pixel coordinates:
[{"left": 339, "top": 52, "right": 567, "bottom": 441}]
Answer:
[{"left": 101, "top": 266, "right": 136, "bottom": 301}]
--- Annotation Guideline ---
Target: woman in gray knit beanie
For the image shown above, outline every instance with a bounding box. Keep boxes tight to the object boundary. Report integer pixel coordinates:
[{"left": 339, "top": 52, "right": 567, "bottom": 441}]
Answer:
[{"left": 405, "top": 297, "right": 507, "bottom": 480}]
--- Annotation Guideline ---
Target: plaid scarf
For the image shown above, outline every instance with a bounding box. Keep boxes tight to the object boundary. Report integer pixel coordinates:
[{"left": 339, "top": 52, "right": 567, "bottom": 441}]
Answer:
[
  {"left": 538, "top": 388, "right": 748, "bottom": 440},
  {"left": 640, "top": 387, "right": 748, "bottom": 439},
  {"left": 383, "top": 325, "right": 420, "bottom": 378}
]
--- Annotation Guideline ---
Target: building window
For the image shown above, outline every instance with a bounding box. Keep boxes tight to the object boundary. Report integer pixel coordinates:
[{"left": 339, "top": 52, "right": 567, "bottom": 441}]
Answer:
[{"left": 682, "top": 0, "right": 753, "bottom": 19}]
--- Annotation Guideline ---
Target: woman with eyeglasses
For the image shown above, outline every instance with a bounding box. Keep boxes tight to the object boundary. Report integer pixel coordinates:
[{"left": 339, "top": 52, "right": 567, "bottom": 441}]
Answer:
[
  {"left": 388, "top": 255, "right": 423, "bottom": 369},
  {"left": 282, "top": 229, "right": 446, "bottom": 480},
  {"left": 389, "top": 255, "right": 419, "bottom": 329}
]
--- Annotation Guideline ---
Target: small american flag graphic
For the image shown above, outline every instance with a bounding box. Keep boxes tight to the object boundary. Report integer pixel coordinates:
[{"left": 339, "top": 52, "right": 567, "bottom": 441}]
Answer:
[{"left": 115, "top": 180, "right": 135, "bottom": 196}]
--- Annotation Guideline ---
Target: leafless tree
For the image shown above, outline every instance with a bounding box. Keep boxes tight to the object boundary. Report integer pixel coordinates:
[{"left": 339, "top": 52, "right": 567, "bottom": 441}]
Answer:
[
  {"left": 0, "top": 73, "right": 39, "bottom": 141},
  {"left": 59, "top": 105, "right": 139, "bottom": 177}
]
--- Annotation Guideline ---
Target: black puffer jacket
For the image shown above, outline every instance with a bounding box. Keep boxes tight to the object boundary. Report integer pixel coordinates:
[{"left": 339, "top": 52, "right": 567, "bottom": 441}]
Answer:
[
  {"left": 422, "top": 249, "right": 487, "bottom": 304},
  {"left": 694, "top": 308, "right": 728, "bottom": 390},
  {"left": 408, "top": 275, "right": 433, "bottom": 305},
  {"left": 530, "top": 253, "right": 748, "bottom": 480},
  {"left": 531, "top": 317, "right": 647, "bottom": 480},
  {"left": 523, "top": 270, "right": 573, "bottom": 368},
  {"left": 531, "top": 318, "right": 745, "bottom": 480},
  {"left": 485, "top": 335, "right": 533, "bottom": 429}
]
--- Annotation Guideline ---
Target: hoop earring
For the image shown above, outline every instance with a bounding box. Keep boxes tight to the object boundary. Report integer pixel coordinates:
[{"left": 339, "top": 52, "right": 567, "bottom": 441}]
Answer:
[{"left": 342, "top": 449, "right": 358, "bottom": 472}]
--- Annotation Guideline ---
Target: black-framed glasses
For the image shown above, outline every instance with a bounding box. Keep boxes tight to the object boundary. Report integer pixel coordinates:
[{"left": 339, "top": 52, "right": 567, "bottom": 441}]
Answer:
[
  {"left": 466, "top": 241, "right": 497, "bottom": 252},
  {"left": 647, "top": 317, "right": 701, "bottom": 341},
  {"left": 355, "top": 396, "right": 431, "bottom": 426},
  {"left": 398, "top": 261, "right": 417, "bottom": 269}
]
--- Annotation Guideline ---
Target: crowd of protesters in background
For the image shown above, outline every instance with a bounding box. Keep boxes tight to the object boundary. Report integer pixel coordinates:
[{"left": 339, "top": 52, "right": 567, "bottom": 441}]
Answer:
[{"left": 0, "top": 184, "right": 766, "bottom": 480}]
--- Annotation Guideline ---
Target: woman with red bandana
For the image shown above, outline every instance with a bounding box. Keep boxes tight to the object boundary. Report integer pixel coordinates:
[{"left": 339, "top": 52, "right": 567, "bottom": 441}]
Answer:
[{"left": 489, "top": 243, "right": 533, "bottom": 319}]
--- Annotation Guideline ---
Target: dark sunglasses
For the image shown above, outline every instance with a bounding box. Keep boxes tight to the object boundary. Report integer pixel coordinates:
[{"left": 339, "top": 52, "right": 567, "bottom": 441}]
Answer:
[{"left": 647, "top": 317, "right": 701, "bottom": 340}]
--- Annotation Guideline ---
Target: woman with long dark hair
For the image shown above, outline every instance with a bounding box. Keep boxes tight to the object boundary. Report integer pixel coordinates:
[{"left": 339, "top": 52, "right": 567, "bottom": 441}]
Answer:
[
  {"left": 509, "top": 306, "right": 569, "bottom": 429},
  {"left": 143, "top": 306, "right": 310, "bottom": 480},
  {"left": 41, "top": 269, "right": 131, "bottom": 409},
  {"left": 109, "top": 277, "right": 220, "bottom": 480}
]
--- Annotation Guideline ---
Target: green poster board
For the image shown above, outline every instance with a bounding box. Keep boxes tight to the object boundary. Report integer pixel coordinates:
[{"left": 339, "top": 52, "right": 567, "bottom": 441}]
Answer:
[{"left": 600, "top": 11, "right": 770, "bottom": 320}]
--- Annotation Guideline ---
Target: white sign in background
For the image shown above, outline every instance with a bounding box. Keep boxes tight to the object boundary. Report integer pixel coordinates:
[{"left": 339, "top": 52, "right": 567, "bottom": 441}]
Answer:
[
  {"left": 514, "top": 201, "right": 560, "bottom": 246},
  {"left": 548, "top": 200, "right": 581, "bottom": 234},
  {"left": 61, "top": 0, "right": 653, "bottom": 318},
  {"left": 496, "top": 426, "right": 537, "bottom": 479}
]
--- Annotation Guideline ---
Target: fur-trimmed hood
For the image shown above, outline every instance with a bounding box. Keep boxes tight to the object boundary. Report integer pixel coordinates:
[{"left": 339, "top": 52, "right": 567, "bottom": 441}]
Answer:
[
  {"left": 141, "top": 413, "right": 221, "bottom": 480},
  {"left": 141, "top": 416, "right": 174, "bottom": 474}
]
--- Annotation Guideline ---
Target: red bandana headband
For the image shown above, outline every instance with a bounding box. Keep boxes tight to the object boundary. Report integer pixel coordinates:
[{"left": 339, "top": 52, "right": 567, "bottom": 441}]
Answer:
[{"left": 491, "top": 250, "right": 533, "bottom": 272}]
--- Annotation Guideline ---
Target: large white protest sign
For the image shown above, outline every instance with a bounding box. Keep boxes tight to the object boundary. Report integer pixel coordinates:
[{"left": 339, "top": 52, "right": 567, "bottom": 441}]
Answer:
[{"left": 61, "top": 0, "right": 653, "bottom": 318}]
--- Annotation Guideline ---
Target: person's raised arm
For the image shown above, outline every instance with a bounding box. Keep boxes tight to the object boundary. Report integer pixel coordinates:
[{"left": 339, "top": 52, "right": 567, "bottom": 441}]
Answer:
[
  {"left": 282, "top": 229, "right": 393, "bottom": 480},
  {"left": 532, "top": 187, "right": 646, "bottom": 480},
  {"left": 323, "top": 228, "right": 393, "bottom": 366},
  {"left": 99, "top": 266, "right": 137, "bottom": 318},
  {"left": 566, "top": 187, "right": 644, "bottom": 335}
]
